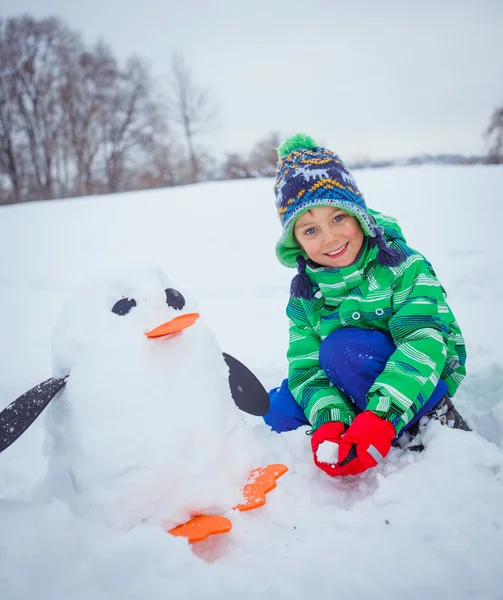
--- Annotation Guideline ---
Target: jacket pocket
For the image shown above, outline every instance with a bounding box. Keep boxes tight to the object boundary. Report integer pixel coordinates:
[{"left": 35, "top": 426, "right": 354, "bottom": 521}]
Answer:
[{"left": 339, "top": 293, "right": 392, "bottom": 329}]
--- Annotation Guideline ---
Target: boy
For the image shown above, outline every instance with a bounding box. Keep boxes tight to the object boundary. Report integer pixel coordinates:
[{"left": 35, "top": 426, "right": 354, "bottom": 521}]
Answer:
[{"left": 266, "top": 134, "right": 470, "bottom": 477}]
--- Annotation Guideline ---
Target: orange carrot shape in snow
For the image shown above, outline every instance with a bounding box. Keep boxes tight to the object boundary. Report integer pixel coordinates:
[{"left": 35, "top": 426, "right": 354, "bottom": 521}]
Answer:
[
  {"left": 166, "top": 464, "right": 288, "bottom": 543},
  {"left": 168, "top": 515, "right": 232, "bottom": 544},
  {"left": 234, "top": 463, "right": 289, "bottom": 512}
]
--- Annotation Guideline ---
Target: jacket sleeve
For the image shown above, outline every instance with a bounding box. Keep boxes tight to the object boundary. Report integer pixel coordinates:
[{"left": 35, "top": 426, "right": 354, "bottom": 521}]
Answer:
[
  {"left": 441, "top": 311, "right": 466, "bottom": 397},
  {"left": 423, "top": 261, "right": 467, "bottom": 398},
  {"left": 366, "top": 254, "right": 453, "bottom": 434},
  {"left": 286, "top": 296, "right": 356, "bottom": 430}
]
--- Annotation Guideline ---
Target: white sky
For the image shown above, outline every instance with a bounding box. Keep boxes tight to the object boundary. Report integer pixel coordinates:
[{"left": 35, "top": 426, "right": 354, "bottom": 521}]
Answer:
[{"left": 1, "top": 0, "right": 502, "bottom": 161}]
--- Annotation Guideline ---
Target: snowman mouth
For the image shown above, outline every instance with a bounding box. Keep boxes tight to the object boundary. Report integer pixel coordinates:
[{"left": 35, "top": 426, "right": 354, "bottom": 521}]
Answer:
[{"left": 145, "top": 312, "right": 200, "bottom": 338}]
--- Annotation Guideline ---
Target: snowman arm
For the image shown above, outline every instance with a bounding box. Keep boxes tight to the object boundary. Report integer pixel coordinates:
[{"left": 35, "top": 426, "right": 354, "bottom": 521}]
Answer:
[{"left": 0, "top": 377, "right": 67, "bottom": 453}]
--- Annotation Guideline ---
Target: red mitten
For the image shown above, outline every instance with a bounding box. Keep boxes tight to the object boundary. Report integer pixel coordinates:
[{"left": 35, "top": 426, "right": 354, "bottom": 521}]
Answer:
[
  {"left": 311, "top": 422, "right": 346, "bottom": 477},
  {"left": 334, "top": 411, "right": 395, "bottom": 476}
]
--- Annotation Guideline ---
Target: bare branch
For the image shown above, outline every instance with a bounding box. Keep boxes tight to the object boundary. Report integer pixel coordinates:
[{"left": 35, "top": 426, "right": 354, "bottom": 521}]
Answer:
[
  {"left": 167, "top": 53, "right": 219, "bottom": 182},
  {"left": 485, "top": 105, "right": 503, "bottom": 164}
]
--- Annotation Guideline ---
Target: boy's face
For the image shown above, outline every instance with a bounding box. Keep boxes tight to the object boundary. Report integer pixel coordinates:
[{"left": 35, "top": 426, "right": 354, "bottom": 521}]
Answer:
[{"left": 294, "top": 206, "right": 364, "bottom": 268}]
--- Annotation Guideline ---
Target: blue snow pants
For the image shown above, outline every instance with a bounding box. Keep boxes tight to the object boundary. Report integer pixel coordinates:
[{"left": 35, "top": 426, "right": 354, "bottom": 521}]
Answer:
[{"left": 264, "top": 327, "right": 448, "bottom": 436}]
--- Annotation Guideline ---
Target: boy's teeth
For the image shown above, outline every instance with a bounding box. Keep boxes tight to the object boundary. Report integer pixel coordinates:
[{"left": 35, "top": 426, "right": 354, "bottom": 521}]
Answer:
[{"left": 326, "top": 244, "right": 347, "bottom": 256}]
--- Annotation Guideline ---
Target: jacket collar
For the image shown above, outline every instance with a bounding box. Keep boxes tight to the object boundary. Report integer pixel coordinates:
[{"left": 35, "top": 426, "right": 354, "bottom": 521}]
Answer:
[{"left": 305, "top": 239, "right": 377, "bottom": 301}]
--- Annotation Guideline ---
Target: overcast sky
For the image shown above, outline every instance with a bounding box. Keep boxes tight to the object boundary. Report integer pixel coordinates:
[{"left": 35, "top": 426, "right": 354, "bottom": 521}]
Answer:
[{"left": 1, "top": 0, "right": 502, "bottom": 161}]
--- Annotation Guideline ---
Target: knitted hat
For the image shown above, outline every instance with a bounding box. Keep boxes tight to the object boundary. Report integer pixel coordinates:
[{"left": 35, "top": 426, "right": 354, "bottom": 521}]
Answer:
[{"left": 274, "top": 134, "right": 404, "bottom": 272}]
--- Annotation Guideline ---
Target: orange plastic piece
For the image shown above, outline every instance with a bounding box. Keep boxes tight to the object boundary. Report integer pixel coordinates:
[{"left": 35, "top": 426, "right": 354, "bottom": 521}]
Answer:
[
  {"left": 167, "top": 514, "right": 232, "bottom": 543},
  {"left": 235, "top": 464, "right": 288, "bottom": 512},
  {"left": 146, "top": 313, "right": 200, "bottom": 338}
]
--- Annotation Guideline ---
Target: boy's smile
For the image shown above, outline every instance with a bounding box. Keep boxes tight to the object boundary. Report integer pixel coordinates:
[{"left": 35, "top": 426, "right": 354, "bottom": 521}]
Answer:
[{"left": 294, "top": 206, "right": 364, "bottom": 268}]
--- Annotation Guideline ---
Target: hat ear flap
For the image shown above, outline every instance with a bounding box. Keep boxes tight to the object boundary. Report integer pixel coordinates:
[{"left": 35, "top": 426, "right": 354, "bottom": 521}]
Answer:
[
  {"left": 290, "top": 256, "right": 313, "bottom": 299},
  {"left": 371, "top": 227, "right": 405, "bottom": 267}
]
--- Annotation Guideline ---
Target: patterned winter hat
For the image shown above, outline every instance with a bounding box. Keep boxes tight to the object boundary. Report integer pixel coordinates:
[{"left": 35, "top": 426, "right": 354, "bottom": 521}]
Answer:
[{"left": 274, "top": 134, "right": 404, "bottom": 271}]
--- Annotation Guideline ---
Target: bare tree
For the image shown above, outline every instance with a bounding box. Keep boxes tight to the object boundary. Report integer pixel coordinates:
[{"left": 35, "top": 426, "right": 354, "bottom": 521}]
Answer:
[
  {"left": 485, "top": 105, "right": 503, "bottom": 164},
  {"left": 167, "top": 54, "right": 218, "bottom": 183},
  {"left": 218, "top": 132, "right": 281, "bottom": 182},
  {"left": 0, "top": 27, "right": 23, "bottom": 203},
  {"left": 0, "top": 16, "right": 75, "bottom": 199},
  {"left": 98, "top": 56, "right": 164, "bottom": 193},
  {"left": 221, "top": 152, "right": 252, "bottom": 179},
  {"left": 136, "top": 137, "right": 184, "bottom": 188},
  {"left": 59, "top": 41, "right": 117, "bottom": 195},
  {"left": 248, "top": 131, "right": 281, "bottom": 177}
]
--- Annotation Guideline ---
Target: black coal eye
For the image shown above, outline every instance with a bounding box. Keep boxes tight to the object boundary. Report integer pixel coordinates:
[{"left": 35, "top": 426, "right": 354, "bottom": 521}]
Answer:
[
  {"left": 165, "top": 288, "right": 185, "bottom": 310},
  {"left": 112, "top": 297, "right": 137, "bottom": 316}
]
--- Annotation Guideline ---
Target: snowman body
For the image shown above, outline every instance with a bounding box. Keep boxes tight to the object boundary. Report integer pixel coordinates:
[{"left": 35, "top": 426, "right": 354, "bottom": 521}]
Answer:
[{"left": 43, "top": 267, "right": 263, "bottom": 527}]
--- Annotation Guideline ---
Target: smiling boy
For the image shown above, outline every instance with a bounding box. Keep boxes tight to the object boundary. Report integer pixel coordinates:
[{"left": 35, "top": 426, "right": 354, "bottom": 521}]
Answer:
[{"left": 265, "top": 134, "right": 470, "bottom": 477}]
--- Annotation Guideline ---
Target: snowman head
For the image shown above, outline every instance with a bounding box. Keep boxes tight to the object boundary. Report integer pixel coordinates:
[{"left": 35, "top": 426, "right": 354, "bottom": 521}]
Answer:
[{"left": 52, "top": 266, "right": 200, "bottom": 376}]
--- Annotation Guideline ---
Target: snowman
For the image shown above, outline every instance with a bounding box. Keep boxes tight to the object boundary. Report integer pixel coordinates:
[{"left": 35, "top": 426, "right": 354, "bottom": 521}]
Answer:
[{"left": 37, "top": 265, "right": 266, "bottom": 529}]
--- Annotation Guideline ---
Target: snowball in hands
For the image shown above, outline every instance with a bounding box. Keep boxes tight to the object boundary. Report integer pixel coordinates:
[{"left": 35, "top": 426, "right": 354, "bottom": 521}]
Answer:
[
  {"left": 316, "top": 440, "right": 339, "bottom": 465},
  {"left": 43, "top": 266, "right": 264, "bottom": 529}
]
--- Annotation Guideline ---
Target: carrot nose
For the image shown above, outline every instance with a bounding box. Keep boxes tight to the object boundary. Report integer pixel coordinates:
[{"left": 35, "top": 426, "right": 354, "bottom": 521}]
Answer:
[{"left": 145, "top": 312, "right": 200, "bottom": 338}]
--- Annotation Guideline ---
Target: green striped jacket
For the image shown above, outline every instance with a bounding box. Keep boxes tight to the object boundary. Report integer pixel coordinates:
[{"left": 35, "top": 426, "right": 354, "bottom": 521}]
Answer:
[{"left": 286, "top": 209, "right": 466, "bottom": 435}]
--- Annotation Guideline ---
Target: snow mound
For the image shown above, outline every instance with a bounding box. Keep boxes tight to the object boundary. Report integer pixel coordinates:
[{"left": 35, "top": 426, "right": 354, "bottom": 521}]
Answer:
[
  {"left": 1, "top": 168, "right": 503, "bottom": 598},
  {"left": 42, "top": 266, "right": 265, "bottom": 528}
]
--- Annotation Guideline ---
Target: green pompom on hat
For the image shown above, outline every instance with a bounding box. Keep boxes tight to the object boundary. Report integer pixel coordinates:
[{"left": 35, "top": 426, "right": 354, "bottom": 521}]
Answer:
[{"left": 277, "top": 133, "right": 318, "bottom": 159}]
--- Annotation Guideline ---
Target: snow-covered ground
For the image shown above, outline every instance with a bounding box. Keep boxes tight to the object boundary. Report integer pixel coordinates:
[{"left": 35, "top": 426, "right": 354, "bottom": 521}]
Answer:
[{"left": 1, "top": 166, "right": 503, "bottom": 599}]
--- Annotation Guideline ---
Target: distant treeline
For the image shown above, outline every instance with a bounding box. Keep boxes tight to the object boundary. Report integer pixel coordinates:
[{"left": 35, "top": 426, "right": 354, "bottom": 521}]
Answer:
[
  {"left": 0, "top": 15, "right": 502, "bottom": 206},
  {"left": 0, "top": 15, "right": 279, "bottom": 205}
]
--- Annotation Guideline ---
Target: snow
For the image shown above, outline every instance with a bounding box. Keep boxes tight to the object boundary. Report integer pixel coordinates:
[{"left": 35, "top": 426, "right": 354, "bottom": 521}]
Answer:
[
  {"left": 1, "top": 165, "right": 503, "bottom": 599},
  {"left": 316, "top": 440, "right": 339, "bottom": 465}
]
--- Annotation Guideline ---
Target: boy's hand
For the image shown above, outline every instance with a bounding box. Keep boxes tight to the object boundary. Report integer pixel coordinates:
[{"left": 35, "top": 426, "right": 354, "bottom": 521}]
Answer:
[
  {"left": 334, "top": 411, "right": 395, "bottom": 476},
  {"left": 311, "top": 422, "right": 346, "bottom": 476}
]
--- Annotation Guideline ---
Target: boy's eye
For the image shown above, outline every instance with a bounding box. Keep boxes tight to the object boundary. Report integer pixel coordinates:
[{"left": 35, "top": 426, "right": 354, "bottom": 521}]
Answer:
[
  {"left": 333, "top": 214, "right": 345, "bottom": 223},
  {"left": 304, "top": 227, "right": 317, "bottom": 236}
]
